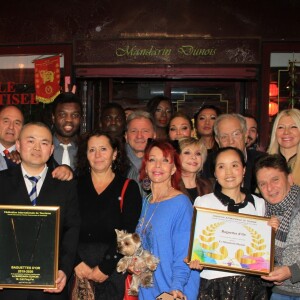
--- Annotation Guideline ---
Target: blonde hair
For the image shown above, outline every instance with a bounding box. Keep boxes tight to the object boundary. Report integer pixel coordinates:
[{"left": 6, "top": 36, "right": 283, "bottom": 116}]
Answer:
[
  {"left": 178, "top": 137, "right": 208, "bottom": 169},
  {"left": 268, "top": 108, "right": 300, "bottom": 185}
]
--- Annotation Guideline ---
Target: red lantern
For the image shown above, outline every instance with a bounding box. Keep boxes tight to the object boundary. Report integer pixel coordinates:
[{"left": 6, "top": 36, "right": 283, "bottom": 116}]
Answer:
[
  {"left": 269, "top": 82, "right": 279, "bottom": 97},
  {"left": 269, "top": 101, "right": 279, "bottom": 116}
]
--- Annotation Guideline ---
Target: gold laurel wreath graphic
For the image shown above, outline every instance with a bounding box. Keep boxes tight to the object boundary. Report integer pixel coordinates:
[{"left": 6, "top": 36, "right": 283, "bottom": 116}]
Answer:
[
  {"left": 199, "top": 222, "right": 229, "bottom": 260},
  {"left": 199, "top": 223, "right": 267, "bottom": 263},
  {"left": 233, "top": 225, "right": 267, "bottom": 263}
]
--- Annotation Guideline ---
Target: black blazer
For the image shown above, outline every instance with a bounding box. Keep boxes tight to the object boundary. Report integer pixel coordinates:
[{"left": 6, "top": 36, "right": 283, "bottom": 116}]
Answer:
[{"left": 0, "top": 165, "right": 80, "bottom": 279}]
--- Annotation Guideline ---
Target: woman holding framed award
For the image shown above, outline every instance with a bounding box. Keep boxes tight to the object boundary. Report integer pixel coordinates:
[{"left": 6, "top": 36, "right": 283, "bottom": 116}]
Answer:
[{"left": 190, "top": 146, "right": 269, "bottom": 300}]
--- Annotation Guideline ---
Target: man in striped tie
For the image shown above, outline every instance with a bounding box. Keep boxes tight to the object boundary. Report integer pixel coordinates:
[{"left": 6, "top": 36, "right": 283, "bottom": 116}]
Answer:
[{"left": 0, "top": 122, "right": 80, "bottom": 300}]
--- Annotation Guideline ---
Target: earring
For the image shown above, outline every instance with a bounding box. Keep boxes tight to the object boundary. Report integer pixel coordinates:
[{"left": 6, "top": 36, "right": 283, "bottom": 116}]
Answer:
[
  {"left": 141, "top": 175, "right": 151, "bottom": 191},
  {"left": 111, "top": 160, "right": 117, "bottom": 171}
]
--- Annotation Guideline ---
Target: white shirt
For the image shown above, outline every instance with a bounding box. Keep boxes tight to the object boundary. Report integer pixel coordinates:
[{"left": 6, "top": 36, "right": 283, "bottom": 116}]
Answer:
[
  {"left": 0, "top": 143, "right": 16, "bottom": 156},
  {"left": 21, "top": 165, "right": 48, "bottom": 196}
]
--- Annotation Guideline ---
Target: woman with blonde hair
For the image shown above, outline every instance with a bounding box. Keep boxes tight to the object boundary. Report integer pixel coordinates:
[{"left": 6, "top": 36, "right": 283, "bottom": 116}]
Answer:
[
  {"left": 177, "top": 137, "right": 212, "bottom": 203},
  {"left": 268, "top": 108, "right": 300, "bottom": 185}
]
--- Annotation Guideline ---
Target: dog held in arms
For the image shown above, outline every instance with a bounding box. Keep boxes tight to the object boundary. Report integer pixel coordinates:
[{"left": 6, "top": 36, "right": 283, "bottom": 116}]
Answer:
[{"left": 115, "top": 229, "right": 160, "bottom": 296}]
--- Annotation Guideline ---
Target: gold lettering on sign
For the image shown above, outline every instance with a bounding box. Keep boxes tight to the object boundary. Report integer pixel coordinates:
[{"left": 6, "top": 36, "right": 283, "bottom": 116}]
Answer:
[
  {"left": 178, "top": 45, "right": 216, "bottom": 56},
  {"left": 115, "top": 45, "right": 217, "bottom": 57},
  {"left": 116, "top": 46, "right": 172, "bottom": 57}
]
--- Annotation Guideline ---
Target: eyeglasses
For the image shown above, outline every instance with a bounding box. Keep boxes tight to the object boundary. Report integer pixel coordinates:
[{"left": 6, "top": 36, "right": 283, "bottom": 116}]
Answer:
[{"left": 218, "top": 130, "right": 243, "bottom": 142}]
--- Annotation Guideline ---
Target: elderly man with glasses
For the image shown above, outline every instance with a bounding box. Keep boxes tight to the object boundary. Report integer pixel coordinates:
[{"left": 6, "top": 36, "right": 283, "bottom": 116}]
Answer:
[{"left": 203, "top": 113, "right": 264, "bottom": 193}]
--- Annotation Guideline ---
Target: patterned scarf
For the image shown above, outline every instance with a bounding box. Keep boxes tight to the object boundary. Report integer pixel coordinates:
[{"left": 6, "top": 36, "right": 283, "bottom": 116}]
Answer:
[
  {"left": 125, "top": 143, "right": 142, "bottom": 181},
  {"left": 265, "top": 185, "right": 300, "bottom": 261}
]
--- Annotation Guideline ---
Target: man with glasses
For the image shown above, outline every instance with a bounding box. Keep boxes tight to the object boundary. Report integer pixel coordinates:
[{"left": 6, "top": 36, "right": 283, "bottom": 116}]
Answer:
[{"left": 203, "top": 113, "right": 264, "bottom": 192}]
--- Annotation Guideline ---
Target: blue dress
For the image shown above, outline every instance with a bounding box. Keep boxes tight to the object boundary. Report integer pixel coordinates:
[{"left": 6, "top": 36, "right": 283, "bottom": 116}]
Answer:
[{"left": 136, "top": 194, "right": 199, "bottom": 300}]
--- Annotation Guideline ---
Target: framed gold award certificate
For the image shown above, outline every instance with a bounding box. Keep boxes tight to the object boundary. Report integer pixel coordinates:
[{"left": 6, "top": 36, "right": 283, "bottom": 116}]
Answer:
[
  {"left": 0, "top": 205, "right": 60, "bottom": 289},
  {"left": 188, "top": 207, "right": 275, "bottom": 275}
]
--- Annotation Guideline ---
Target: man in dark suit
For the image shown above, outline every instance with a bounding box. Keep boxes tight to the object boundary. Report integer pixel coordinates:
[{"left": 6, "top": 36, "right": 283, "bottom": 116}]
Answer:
[
  {"left": 0, "top": 122, "right": 80, "bottom": 300},
  {"left": 0, "top": 105, "right": 24, "bottom": 170},
  {"left": 203, "top": 113, "right": 264, "bottom": 193}
]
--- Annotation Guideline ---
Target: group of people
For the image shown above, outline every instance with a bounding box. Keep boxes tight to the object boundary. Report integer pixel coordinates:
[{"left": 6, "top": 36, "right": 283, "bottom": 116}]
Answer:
[{"left": 0, "top": 93, "right": 299, "bottom": 300}]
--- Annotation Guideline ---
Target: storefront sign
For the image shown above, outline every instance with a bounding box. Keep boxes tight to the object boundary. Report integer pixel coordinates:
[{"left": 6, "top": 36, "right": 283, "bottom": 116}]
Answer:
[
  {"left": 75, "top": 38, "right": 260, "bottom": 65},
  {"left": 0, "top": 82, "right": 37, "bottom": 106}
]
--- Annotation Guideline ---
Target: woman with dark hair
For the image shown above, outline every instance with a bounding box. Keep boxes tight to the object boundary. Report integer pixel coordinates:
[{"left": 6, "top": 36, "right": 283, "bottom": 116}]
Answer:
[
  {"left": 136, "top": 139, "right": 199, "bottom": 300},
  {"left": 194, "top": 105, "right": 221, "bottom": 153},
  {"left": 147, "top": 96, "right": 173, "bottom": 139},
  {"left": 168, "top": 112, "right": 194, "bottom": 141},
  {"left": 73, "top": 130, "right": 142, "bottom": 300},
  {"left": 190, "top": 146, "right": 269, "bottom": 300}
]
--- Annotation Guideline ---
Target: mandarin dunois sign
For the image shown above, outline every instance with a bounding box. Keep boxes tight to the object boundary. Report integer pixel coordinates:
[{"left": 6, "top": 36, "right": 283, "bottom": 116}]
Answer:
[{"left": 75, "top": 38, "right": 260, "bottom": 65}]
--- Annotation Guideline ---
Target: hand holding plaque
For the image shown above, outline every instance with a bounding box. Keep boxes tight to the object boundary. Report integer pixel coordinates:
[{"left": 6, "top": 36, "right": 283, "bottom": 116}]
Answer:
[
  {"left": 0, "top": 205, "right": 60, "bottom": 289},
  {"left": 187, "top": 207, "right": 275, "bottom": 275}
]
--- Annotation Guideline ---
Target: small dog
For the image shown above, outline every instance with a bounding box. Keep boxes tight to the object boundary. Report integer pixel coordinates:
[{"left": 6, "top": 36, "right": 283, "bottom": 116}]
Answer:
[{"left": 115, "top": 229, "right": 160, "bottom": 296}]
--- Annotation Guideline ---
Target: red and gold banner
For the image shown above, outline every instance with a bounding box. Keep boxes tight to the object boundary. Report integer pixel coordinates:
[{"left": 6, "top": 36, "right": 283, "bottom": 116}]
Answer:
[{"left": 34, "top": 56, "right": 60, "bottom": 103}]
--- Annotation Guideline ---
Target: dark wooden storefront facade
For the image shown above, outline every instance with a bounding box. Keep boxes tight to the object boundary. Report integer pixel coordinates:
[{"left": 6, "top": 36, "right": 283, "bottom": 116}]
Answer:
[{"left": 1, "top": 0, "right": 300, "bottom": 147}]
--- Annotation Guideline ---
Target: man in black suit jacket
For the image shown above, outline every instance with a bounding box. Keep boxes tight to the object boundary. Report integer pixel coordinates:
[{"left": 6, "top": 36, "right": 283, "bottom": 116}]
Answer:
[
  {"left": 0, "top": 122, "right": 80, "bottom": 300},
  {"left": 202, "top": 113, "right": 264, "bottom": 193}
]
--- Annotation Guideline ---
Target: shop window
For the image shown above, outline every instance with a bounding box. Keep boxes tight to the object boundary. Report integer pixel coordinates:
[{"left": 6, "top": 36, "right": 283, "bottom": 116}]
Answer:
[
  {"left": 0, "top": 55, "right": 66, "bottom": 125},
  {"left": 270, "top": 53, "right": 300, "bottom": 112}
]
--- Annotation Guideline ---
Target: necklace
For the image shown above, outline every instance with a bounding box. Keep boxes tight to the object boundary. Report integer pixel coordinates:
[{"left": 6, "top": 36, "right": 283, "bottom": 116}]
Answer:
[
  {"left": 137, "top": 194, "right": 162, "bottom": 235},
  {"left": 137, "top": 186, "right": 174, "bottom": 235},
  {"left": 142, "top": 202, "right": 160, "bottom": 235}
]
